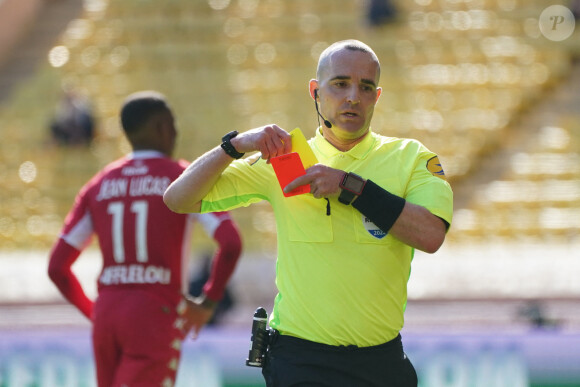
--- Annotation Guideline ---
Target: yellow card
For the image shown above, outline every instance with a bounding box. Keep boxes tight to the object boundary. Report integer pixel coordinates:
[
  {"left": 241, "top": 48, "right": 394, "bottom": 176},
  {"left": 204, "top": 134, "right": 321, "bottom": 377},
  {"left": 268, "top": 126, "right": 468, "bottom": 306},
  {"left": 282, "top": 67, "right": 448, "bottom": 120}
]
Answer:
[{"left": 289, "top": 128, "right": 317, "bottom": 169}]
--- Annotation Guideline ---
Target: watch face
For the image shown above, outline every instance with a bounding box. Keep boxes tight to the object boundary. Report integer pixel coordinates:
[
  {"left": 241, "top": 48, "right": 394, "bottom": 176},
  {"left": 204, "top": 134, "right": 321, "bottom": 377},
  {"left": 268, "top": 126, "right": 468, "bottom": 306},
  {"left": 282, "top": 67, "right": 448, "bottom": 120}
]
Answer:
[{"left": 344, "top": 174, "right": 365, "bottom": 193}]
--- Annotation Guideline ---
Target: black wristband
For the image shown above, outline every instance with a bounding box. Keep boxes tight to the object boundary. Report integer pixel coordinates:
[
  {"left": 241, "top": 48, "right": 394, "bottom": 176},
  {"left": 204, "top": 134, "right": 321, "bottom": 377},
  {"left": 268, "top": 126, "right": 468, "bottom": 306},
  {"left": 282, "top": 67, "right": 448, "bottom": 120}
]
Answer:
[
  {"left": 351, "top": 179, "right": 406, "bottom": 233},
  {"left": 221, "top": 131, "right": 245, "bottom": 159}
]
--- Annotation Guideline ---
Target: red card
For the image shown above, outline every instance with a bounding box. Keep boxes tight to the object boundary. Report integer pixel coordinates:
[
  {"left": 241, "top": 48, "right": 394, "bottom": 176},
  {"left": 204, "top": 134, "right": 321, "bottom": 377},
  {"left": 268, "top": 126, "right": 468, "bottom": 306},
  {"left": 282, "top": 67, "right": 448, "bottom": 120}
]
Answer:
[{"left": 270, "top": 152, "right": 310, "bottom": 197}]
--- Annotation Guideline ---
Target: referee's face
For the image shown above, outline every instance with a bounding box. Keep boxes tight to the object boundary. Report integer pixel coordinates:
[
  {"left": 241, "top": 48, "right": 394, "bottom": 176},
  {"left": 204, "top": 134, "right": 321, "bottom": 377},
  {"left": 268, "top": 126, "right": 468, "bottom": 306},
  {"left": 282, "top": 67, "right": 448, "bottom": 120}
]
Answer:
[{"left": 317, "top": 48, "right": 381, "bottom": 142}]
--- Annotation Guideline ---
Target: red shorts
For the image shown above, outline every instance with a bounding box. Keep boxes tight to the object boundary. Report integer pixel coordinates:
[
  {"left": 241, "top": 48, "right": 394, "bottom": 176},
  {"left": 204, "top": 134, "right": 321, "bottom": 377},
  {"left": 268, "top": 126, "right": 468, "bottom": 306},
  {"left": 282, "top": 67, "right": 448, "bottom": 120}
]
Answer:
[{"left": 92, "top": 289, "right": 187, "bottom": 387}]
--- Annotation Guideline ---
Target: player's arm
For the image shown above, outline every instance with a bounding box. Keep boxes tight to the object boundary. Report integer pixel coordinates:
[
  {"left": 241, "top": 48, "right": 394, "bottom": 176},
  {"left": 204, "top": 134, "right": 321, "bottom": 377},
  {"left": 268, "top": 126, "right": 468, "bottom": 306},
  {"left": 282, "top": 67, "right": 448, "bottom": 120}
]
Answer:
[
  {"left": 47, "top": 238, "right": 94, "bottom": 319},
  {"left": 182, "top": 212, "right": 243, "bottom": 337},
  {"left": 164, "top": 125, "right": 291, "bottom": 213},
  {"left": 200, "top": 212, "right": 243, "bottom": 302}
]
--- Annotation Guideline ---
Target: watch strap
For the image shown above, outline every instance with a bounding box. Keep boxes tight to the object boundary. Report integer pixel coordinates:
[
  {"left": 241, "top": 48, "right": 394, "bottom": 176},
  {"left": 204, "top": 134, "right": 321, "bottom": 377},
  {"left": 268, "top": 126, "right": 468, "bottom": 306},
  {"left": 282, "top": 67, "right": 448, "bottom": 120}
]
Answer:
[
  {"left": 338, "top": 172, "right": 366, "bottom": 205},
  {"left": 338, "top": 189, "right": 357, "bottom": 205},
  {"left": 221, "top": 131, "right": 245, "bottom": 159}
]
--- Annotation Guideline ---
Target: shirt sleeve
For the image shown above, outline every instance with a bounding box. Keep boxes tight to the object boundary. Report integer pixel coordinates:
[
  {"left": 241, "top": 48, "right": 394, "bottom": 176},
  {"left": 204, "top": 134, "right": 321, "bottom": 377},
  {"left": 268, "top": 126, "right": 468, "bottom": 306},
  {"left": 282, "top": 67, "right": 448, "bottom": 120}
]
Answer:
[
  {"left": 198, "top": 212, "right": 243, "bottom": 301},
  {"left": 201, "top": 156, "right": 273, "bottom": 213},
  {"left": 47, "top": 238, "right": 94, "bottom": 319},
  {"left": 404, "top": 144, "right": 454, "bottom": 227},
  {"left": 47, "top": 183, "right": 96, "bottom": 319}
]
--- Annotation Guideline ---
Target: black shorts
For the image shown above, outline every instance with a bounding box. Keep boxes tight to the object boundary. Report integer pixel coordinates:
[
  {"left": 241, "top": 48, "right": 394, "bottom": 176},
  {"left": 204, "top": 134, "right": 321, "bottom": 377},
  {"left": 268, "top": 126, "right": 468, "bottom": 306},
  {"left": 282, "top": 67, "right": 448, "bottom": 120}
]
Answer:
[{"left": 262, "top": 332, "right": 418, "bottom": 387}]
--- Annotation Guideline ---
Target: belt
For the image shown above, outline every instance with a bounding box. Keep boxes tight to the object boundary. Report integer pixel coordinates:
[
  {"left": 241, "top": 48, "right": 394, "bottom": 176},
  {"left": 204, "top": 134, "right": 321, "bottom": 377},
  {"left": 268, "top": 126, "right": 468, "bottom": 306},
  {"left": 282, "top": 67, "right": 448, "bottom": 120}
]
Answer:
[{"left": 269, "top": 330, "right": 402, "bottom": 353}]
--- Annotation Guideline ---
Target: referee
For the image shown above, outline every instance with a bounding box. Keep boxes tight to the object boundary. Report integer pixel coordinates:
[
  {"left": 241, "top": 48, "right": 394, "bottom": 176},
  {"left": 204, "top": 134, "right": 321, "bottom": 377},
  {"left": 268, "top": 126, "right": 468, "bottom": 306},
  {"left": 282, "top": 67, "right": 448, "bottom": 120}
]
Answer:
[{"left": 165, "top": 40, "right": 453, "bottom": 387}]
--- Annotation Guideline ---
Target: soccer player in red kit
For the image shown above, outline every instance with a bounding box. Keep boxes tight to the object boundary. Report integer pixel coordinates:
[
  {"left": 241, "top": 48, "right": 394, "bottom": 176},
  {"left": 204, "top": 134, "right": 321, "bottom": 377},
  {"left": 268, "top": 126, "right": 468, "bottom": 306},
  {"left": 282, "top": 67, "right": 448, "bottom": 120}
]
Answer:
[{"left": 48, "top": 91, "right": 242, "bottom": 387}]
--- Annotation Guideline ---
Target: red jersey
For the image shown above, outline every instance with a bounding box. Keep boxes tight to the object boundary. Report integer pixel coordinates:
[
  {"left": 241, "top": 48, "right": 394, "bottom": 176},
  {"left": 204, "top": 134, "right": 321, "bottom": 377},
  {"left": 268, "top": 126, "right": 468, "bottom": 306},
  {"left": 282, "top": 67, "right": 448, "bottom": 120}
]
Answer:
[
  {"left": 49, "top": 150, "right": 242, "bottom": 387},
  {"left": 57, "top": 150, "right": 227, "bottom": 303}
]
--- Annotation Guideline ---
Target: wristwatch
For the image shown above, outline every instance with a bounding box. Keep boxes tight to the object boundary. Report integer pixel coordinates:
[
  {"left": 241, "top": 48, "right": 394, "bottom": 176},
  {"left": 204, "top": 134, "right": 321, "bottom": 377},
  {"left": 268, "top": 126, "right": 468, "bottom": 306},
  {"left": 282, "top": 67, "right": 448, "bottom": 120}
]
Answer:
[
  {"left": 338, "top": 172, "right": 366, "bottom": 205},
  {"left": 221, "top": 131, "right": 245, "bottom": 159}
]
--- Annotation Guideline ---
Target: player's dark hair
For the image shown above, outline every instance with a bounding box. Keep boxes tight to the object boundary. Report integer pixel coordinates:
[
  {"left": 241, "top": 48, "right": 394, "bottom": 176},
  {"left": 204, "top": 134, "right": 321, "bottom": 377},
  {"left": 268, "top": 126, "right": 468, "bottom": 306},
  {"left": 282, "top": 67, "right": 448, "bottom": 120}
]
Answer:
[{"left": 120, "top": 91, "right": 170, "bottom": 135}]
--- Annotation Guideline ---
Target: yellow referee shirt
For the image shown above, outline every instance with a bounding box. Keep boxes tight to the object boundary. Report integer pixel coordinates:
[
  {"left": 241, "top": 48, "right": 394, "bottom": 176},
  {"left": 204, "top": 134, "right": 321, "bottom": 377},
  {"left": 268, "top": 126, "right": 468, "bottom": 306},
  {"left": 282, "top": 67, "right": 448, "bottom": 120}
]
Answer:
[{"left": 201, "top": 129, "right": 453, "bottom": 347}]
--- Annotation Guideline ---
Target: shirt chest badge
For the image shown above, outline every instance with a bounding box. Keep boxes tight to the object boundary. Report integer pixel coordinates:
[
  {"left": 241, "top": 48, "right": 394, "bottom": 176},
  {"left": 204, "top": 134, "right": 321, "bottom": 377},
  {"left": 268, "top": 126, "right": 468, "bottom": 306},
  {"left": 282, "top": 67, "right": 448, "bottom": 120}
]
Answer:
[{"left": 362, "top": 215, "right": 386, "bottom": 239}]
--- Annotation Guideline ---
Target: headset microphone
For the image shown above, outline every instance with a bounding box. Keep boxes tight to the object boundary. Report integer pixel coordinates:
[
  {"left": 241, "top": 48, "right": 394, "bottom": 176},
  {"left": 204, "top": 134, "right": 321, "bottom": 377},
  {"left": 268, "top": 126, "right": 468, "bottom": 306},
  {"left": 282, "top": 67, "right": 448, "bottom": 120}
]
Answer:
[{"left": 314, "top": 90, "right": 332, "bottom": 128}]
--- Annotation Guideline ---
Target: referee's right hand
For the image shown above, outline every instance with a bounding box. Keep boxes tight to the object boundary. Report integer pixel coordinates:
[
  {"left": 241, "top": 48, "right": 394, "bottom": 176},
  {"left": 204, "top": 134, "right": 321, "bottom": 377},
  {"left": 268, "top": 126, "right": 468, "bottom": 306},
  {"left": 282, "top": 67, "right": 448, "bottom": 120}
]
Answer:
[{"left": 233, "top": 124, "right": 292, "bottom": 162}]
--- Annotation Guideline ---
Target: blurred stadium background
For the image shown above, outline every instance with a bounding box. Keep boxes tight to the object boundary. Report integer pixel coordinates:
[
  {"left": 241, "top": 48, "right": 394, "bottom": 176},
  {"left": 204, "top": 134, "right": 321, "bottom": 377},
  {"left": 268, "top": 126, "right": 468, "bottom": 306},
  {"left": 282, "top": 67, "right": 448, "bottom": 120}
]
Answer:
[{"left": 1, "top": 0, "right": 580, "bottom": 386}]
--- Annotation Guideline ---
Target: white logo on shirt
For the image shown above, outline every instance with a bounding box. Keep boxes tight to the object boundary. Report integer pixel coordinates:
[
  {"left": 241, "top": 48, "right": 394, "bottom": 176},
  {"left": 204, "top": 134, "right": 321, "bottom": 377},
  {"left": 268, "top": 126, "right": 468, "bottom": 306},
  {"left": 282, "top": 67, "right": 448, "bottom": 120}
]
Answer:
[
  {"left": 99, "top": 264, "right": 171, "bottom": 285},
  {"left": 96, "top": 176, "right": 171, "bottom": 201},
  {"left": 122, "top": 164, "right": 149, "bottom": 176},
  {"left": 362, "top": 215, "right": 386, "bottom": 239}
]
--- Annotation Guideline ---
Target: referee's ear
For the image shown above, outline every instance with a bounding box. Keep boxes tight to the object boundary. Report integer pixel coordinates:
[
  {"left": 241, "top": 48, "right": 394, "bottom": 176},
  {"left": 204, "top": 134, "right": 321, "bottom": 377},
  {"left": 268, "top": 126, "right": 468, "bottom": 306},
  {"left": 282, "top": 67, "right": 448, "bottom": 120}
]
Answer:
[{"left": 309, "top": 79, "right": 319, "bottom": 100}]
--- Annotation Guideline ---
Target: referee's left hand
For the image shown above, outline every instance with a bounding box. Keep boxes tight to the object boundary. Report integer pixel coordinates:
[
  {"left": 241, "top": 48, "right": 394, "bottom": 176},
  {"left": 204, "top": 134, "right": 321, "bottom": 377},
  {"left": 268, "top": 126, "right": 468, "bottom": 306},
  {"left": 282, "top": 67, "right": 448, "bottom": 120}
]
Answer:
[{"left": 284, "top": 164, "right": 344, "bottom": 199}]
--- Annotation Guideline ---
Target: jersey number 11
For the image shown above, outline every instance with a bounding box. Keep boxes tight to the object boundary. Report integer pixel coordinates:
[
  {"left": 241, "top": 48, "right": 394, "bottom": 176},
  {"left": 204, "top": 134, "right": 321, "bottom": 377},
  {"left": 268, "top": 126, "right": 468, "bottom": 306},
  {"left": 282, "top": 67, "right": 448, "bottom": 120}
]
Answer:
[{"left": 107, "top": 200, "right": 149, "bottom": 264}]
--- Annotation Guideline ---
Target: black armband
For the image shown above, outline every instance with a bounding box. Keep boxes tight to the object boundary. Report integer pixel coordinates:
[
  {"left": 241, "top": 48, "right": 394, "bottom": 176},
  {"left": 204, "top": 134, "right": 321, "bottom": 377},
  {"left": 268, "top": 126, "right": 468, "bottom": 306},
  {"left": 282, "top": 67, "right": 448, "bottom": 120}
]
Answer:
[{"left": 351, "top": 179, "right": 406, "bottom": 233}]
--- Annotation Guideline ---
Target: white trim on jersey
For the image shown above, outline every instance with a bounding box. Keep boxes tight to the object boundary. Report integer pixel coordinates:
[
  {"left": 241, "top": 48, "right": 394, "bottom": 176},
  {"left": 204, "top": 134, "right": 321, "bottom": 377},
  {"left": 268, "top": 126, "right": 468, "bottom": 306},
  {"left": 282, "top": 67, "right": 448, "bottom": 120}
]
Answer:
[
  {"left": 127, "top": 150, "right": 166, "bottom": 160},
  {"left": 62, "top": 211, "right": 94, "bottom": 250},
  {"left": 196, "top": 212, "right": 224, "bottom": 238}
]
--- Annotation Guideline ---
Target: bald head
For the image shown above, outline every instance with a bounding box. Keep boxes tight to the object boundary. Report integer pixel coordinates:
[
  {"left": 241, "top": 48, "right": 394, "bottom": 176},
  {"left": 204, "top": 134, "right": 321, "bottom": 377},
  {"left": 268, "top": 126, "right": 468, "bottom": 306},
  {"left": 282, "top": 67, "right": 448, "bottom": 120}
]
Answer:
[{"left": 316, "top": 40, "right": 381, "bottom": 82}]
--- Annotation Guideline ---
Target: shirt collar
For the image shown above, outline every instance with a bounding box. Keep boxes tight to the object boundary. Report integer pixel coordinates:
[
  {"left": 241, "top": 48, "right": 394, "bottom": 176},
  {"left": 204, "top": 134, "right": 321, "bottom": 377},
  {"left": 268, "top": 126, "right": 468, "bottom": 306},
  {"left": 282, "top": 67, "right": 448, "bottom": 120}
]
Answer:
[
  {"left": 312, "top": 127, "right": 376, "bottom": 160},
  {"left": 127, "top": 150, "right": 167, "bottom": 160}
]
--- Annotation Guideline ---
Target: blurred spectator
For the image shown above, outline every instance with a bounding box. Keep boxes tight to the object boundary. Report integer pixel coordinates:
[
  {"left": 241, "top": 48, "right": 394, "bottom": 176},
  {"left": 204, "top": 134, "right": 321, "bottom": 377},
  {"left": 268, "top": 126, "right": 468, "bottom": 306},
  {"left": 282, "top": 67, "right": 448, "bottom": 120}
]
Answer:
[
  {"left": 366, "top": 0, "right": 398, "bottom": 26},
  {"left": 572, "top": 0, "right": 580, "bottom": 19},
  {"left": 518, "top": 300, "right": 560, "bottom": 329},
  {"left": 50, "top": 87, "right": 95, "bottom": 146}
]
